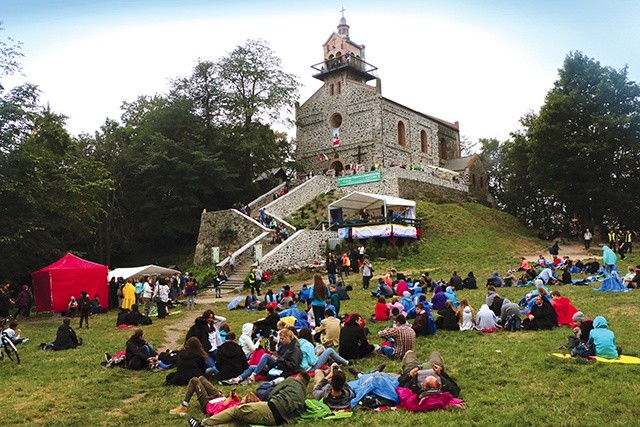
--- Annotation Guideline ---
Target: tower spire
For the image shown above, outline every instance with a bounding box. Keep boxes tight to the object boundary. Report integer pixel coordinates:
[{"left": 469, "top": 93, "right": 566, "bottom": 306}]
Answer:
[{"left": 337, "top": 8, "right": 349, "bottom": 37}]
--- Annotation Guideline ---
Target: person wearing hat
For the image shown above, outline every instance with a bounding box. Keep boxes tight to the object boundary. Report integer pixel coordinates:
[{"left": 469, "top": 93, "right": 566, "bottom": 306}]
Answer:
[{"left": 567, "top": 311, "right": 594, "bottom": 350}]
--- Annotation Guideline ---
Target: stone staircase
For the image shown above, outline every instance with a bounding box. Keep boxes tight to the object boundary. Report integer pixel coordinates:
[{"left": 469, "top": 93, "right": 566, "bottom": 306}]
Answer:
[{"left": 217, "top": 239, "right": 279, "bottom": 292}]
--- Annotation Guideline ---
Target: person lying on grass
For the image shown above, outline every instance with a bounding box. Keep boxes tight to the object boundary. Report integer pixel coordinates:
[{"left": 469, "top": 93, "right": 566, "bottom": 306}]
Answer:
[
  {"left": 188, "top": 371, "right": 310, "bottom": 427},
  {"left": 312, "top": 363, "right": 355, "bottom": 410},
  {"left": 398, "top": 350, "right": 461, "bottom": 398},
  {"left": 169, "top": 375, "right": 259, "bottom": 416}
]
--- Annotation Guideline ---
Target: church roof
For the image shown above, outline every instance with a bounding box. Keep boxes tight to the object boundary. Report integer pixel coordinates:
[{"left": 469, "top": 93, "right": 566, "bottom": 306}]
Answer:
[
  {"left": 323, "top": 32, "right": 364, "bottom": 49},
  {"left": 381, "top": 97, "right": 459, "bottom": 132},
  {"left": 443, "top": 154, "right": 479, "bottom": 171}
]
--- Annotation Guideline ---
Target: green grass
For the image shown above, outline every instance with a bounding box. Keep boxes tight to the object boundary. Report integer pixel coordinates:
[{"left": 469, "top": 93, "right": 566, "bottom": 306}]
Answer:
[{"left": 2, "top": 202, "right": 640, "bottom": 426}]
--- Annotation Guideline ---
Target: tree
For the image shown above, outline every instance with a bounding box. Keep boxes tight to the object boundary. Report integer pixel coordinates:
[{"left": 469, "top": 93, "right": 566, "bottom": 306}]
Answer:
[
  {"left": 502, "top": 51, "right": 640, "bottom": 232},
  {"left": 216, "top": 39, "right": 299, "bottom": 128},
  {"left": 478, "top": 137, "right": 505, "bottom": 202},
  {"left": 0, "top": 22, "right": 23, "bottom": 91}
]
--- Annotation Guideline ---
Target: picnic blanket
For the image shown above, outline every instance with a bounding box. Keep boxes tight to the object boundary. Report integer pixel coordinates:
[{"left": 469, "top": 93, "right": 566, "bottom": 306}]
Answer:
[{"left": 551, "top": 353, "right": 640, "bottom": 364}]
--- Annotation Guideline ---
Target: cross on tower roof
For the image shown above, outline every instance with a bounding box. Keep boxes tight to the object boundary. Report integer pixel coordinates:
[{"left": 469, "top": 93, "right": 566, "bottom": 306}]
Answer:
[{"left": 340, "top": 7, "right": 346, "bottom": 17}]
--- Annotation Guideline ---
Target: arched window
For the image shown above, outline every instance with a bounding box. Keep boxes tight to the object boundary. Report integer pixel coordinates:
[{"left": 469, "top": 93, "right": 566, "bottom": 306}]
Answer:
[
  {"left": 472, "top": 174, "right": 476, "bottom": 188},
  {"left": 480, "top": 176, "right": 484, "bottom": 189},
  {"left": 398, "top": 120, "right": 406, "bottom": 146},
  {"left": 420, "top": 130, "right": 428, "bottom": 153},
  {"left": 337, "top": 81, "right": 341, "bottom": 94},
  {"left": 329, "top": 84, "right": 334, "bottom": 95}
]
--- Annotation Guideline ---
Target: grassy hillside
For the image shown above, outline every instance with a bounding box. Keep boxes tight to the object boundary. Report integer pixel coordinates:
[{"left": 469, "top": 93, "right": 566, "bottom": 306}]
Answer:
[{"left": 394, "top": 201, "right": 545, "bottom": 278}]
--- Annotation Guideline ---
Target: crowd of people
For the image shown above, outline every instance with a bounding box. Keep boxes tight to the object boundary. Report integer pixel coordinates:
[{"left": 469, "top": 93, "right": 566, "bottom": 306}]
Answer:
[{"left": 2, "top": 238, "right": 634, "bottom": 425}]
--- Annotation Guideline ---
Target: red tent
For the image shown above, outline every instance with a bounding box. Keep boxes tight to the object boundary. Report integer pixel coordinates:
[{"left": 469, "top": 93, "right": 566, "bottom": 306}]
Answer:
[{"left": 32, "top": 253, "right": 108, "bottom": 313}]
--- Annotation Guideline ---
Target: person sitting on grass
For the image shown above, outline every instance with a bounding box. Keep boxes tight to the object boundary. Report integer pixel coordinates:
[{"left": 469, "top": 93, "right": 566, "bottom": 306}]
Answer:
[
  {"left": 377, "top": 314, "right": 416, "bottom": 359},
  {"left": 457, "top": 299, "right": 474, "bottom": 331},
  {"left": 312, "top": 364, "right": 355, "bottom": 410},
  {"left": 436, "top": 300, "right": 460, "bottom": 331},
  {"left": 51, "top": 317, "right": 81, "bottom": 351},
  {"left": 412, "top": 302, "right": 436, "bottom": 336},
  {"left": 166, "top": 336, "right": 208, "bottom": 386},
  {"left": 586, "top": 315, "right": 622, "bottom": 359},
  {"left": 188, "top": 371, "right": 310, "bottom": 427},
  {"left": 212, "top": 332, "right": 249, "bottom": 382},
  {"left": 475, "top": 304, "right": 499, "bottom": 332},
  {"left": 339, "top": 313, "right": 375, "bottom": 360},
  {"left": 224, "top": 328, "right": 301, "bottom": 385},
  {"left": 298, "top": 327, "right": 349, "bottom": 372},
  {"left": 3, "top": 320, "right": 28, "bottom": 344},
  {"left": 550, "top": 290, "right": 578, "bottom": 326},
  {"left": 372, "top": 296, "right": 391, "bottom": 322},
  {"left": 567, "top": 311, "right": 594, "bottom": 350},
  {"left": 522, "top": 293, "right": 557, "bottom": 331},
  {"left": 314, "top": 309, "right": 341, "bottom": 347},
  {"left": 125, "top": 328, "right": 158, "bottom": 370}
]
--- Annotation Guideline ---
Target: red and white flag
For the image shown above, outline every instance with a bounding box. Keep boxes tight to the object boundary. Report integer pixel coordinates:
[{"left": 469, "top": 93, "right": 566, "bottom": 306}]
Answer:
[{"left": 332, "top": 138, "right": 340, "bottom": 147}]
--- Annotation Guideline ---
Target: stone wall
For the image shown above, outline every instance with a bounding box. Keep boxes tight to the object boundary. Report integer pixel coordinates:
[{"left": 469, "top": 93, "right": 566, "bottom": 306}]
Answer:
[
  {"left": 193, "top": 209, "right": 271, "bottom": 265},
  {"left": 260, "top": 230, "right": 336, "bottom": 273},
  {"left": 263, "top": 176, "right": 334, "bottom": 219}
]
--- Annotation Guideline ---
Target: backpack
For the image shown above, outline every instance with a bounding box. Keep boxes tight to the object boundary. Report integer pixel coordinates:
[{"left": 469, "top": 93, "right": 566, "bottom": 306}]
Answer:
[
  {"left": 503, "top": 314, "right": 522, "bottom": 332},
  {"left": 299, "top": 399, "right": 332, "bottom": 420}
]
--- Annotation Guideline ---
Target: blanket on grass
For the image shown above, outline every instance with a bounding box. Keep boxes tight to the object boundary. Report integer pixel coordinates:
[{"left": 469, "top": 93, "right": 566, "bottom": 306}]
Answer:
[{"left": 551, "top": 353, "right": 640, "bottom": 364}]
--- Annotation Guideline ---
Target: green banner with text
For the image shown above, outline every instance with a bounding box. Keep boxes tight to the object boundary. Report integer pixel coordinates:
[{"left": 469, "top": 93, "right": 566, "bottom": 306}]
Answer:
[{"left": 337, "top": 171, "right": 382, "bottom": 187}]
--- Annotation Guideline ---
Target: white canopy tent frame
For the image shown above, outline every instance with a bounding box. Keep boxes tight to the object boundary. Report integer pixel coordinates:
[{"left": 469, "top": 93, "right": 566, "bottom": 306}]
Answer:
[
  {"left": 327, "top": 191, "right": 416, "bottom": 226},
  {"left": 108, "top": 265, "right": 181, "bottom": 281}
]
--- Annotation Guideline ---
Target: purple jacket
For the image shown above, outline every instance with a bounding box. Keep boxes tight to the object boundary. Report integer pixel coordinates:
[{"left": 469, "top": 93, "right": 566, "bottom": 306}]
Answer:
[{"left": 431, "top": 292, "right": 447, "bottom": 311}]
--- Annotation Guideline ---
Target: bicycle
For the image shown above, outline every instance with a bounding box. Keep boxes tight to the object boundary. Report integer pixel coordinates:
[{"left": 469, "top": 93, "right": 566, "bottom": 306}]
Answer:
[{"left": 0, "top": 331, "right": 20, "bottom": 364}]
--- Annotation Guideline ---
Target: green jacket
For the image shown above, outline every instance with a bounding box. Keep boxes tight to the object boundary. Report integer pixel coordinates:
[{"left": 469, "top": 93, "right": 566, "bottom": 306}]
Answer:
[{"left": 269, "top": 376, "right": 308, "bottom": 423}]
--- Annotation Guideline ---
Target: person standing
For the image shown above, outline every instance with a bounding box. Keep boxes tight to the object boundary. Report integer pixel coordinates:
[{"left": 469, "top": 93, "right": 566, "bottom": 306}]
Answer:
[
  {"left": 309, "top": 274, "right": 329, "bottom": 328},
  {"left": 625, "top": 229, "right": 633, "bottom": 253},
  {"left": 607, "top": 229, "right": 617, "bottom": 252},
  {"left": 78, "top": 291, "right": 92, "bottom": 328},
  {"left": 155, "top": 278, "right": 171, "bottom": 319},
  {"left": 583, "top": 228, "right": 593, "bottom": 250},
  {"left": 362, "top": 256, "right": 373, "bottom": 290},
  {"left": 326, "top": 254, "right": 337, "bottom": 285}
]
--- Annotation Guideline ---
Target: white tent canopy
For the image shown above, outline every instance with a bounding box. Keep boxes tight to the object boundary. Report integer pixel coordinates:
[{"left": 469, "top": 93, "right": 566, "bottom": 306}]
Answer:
[
  {"left": 328, "top": 191, "right": 416, "bottom": 224},
  {"left": 108, "top": 265, "right": 181, "bottom": 281}
]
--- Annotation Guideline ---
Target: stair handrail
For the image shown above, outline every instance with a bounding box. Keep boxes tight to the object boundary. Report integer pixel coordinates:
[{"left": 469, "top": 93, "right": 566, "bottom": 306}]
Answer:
[
  {"left": 261, "top": 175, "right": 321, "bottom": 211},
  {"left": 230, "top": 208, "right": 273, "bottom": 232},
  {"left": 217, "top": 231, "right": 271, "bottom": 268},
  {"left": 248, "top": 182, "right": 288, "bottom": 211}
]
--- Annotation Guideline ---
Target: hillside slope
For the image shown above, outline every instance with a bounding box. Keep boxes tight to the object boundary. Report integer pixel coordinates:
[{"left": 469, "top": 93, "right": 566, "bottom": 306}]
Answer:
[{"left": 394, "top": 201, "right": 545, "bottom": 279}]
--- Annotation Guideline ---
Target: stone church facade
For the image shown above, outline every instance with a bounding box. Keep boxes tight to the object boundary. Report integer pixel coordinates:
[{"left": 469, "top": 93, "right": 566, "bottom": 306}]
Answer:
[{"left": 295, "top": 15, "right": 463, "bottom": 176}]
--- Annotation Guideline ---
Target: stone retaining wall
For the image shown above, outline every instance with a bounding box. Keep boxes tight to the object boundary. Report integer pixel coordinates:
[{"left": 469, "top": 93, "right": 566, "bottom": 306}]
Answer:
[
  {"left": 260, "top": 230, "right": 336, "bottom": 273},
  {"left": 194, "top": 209, "right": 270, "bottom": 265}
]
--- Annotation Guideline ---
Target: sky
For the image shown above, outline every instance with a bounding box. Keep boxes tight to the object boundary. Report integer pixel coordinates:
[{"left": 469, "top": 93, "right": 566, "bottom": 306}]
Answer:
[{"left": 2, "top": 0, "right": 640, "bottom": 145}]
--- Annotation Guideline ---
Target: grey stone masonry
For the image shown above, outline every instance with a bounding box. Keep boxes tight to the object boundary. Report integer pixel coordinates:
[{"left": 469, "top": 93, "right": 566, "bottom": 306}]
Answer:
[
  {"left": 260, "top": 230, "right": 336, "bottom": 274},
  {"left": 263, "top": 176, "right": 333, "bottom": 219},
  {"left": 194, "top": 209, "right": 271, "bottom": 265}
]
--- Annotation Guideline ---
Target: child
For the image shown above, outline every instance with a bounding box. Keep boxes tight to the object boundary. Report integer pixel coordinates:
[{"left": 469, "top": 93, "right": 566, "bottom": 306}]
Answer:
[
  {"left": 371, "top": 296, "right": 390, "bottom": 322},
  {"left": 329, "top": 285, "right": 341, "bottom": 316},
  {"left": 3, "top": 321, "right": 28, "bottom": 344}
]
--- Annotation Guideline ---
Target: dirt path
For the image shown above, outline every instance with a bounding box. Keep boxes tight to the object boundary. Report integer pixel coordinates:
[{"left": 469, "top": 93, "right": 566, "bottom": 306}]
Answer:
[
  {"left": 522, "top": 241, "right": 601, "bottom": 262},
  {"left": 160, "top": 280, "right": 309, "bottom": 350}
]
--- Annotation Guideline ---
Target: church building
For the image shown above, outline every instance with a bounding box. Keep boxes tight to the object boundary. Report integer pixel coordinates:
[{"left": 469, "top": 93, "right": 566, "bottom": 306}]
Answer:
[{"left": 295, "top": 15, "right": 465, "bottom": 177}]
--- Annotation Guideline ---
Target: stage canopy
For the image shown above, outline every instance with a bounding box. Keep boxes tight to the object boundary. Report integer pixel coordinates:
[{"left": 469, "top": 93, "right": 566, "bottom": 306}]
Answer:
[
  {"left": 328, "top": 191, "right": 416, "bottom": 225},
  {"left": 108, "top": 265, "right": 181, "bottom": 281},
  {"left": 328, "top": 192, "right": 418, "bottom": 239}
]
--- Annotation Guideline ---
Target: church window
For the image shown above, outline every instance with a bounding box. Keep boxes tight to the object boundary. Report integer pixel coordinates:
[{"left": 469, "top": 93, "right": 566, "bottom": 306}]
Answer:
[
  {"left": 420, "top": 130, "right": 428, "bottom": 153},
  {"left": 472, "top": 173, "right": 476, "bottom": 188},
  {"left": 330, "top": 113, "right": 343, "bottom": 128},
  {"left": 337, "top": 81, "right": 341, "bottom": 94},
  {"left": 480, "top": 176, "right": 484, "bottom": 189},
  {"left": 398, "top": 121, "right": 406, "bottom": 146},
  {"left": 329, "top": 84, "right": 334, "bottom": 95}
]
